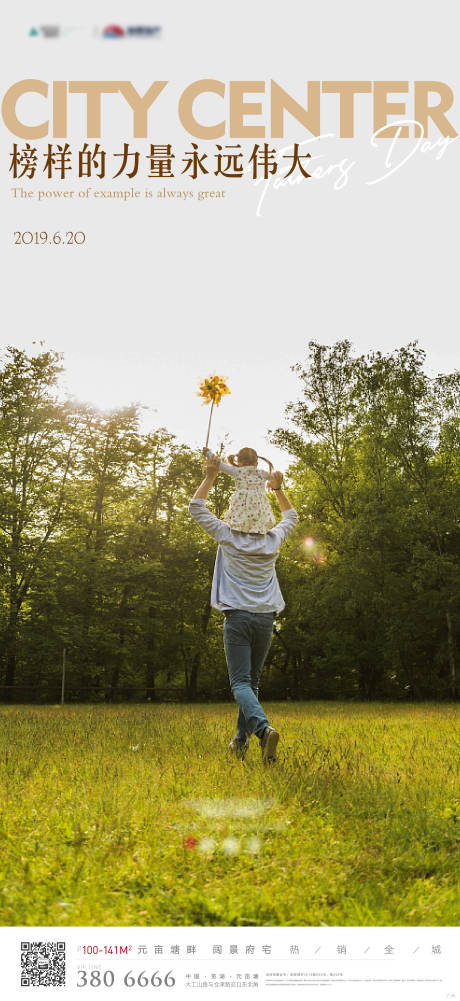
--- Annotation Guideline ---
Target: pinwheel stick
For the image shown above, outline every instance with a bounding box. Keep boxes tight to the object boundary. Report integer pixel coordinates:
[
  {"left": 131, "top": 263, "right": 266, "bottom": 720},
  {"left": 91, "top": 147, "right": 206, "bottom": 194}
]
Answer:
[{"left": 204, "top": 400, "right": 215, "bottom": 451}]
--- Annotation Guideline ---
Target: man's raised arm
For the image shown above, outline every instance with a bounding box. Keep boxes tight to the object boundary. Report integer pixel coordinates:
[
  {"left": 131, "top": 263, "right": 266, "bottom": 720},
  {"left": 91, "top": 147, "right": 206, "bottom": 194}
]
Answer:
[
  {"left": 267, "top": 470, "right": 293, "bottom": 511},
  {"left": 192, "top": 453, "right": 221, "bottom": 500},
  {"left": 267, "top": 471, "right": 297, "bottom": 543},
  {"left": 189, "top": 454, "right": 230, "bottom": 543}
]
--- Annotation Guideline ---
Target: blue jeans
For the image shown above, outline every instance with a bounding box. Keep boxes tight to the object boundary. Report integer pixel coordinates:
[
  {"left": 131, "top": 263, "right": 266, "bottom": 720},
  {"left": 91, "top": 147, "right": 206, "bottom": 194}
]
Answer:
[{"left": 223, "top": 610, "right": 275, "bottom": 743}]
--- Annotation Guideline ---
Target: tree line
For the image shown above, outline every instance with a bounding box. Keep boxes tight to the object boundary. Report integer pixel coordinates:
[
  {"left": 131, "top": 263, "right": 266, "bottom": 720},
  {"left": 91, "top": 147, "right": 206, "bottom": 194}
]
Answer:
[{"left": 0, "top": 341, "right": 458, "bottom": 702}]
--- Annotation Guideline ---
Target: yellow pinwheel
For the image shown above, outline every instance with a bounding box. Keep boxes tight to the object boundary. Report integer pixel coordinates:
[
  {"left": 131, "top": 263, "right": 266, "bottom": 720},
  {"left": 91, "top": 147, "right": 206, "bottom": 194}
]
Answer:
[{"left": 197, "top": 374, "right": 230, "bottom": 449}]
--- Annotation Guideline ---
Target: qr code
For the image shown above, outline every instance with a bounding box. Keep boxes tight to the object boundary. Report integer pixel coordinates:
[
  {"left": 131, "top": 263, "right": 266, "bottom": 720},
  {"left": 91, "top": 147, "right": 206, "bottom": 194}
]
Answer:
[{"left": 20, "top": 942, "right": 65, "bottom": 987}]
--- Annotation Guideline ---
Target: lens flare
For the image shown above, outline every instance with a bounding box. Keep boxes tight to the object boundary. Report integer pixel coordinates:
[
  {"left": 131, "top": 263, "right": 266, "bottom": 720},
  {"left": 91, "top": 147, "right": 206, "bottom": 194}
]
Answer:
[{"left": 303, "top": 536, "right": 327, "bottom": 564}]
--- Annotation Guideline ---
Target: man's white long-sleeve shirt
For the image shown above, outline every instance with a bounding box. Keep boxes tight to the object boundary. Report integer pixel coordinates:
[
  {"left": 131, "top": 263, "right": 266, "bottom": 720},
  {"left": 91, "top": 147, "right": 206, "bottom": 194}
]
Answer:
[{"left": 189, "top": 498, "right": 298, "bottom": 613}]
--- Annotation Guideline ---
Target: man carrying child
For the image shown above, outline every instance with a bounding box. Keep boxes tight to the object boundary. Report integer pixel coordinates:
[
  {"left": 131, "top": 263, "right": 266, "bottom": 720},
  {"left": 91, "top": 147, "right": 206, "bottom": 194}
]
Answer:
[{"left": 189, "top": 451, "right": 298, "bottom": 763}]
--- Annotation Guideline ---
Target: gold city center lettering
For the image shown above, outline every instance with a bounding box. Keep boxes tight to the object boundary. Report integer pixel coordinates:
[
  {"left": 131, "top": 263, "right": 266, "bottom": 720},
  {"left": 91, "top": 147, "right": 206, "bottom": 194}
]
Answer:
[{"left": 1, "top": 79, "right": 457, "bottom": 139}]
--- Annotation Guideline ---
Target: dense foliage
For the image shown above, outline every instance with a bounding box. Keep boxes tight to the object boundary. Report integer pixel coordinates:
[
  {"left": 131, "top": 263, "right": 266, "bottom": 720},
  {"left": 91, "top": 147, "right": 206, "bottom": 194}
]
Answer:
[{"left": 0, "top": 342, "right": 458, "bottom": 702}]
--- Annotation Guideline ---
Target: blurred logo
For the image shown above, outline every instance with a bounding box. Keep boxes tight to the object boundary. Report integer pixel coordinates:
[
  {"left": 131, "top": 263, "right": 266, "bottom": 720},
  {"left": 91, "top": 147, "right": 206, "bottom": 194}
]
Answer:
[
  {"left": 102, "top": 24, "right": 125, "bottom": 38},
  {"left": 29, "top": 26, "right": 61, "bottom": 38},
  {"left": 29, "top": 26, "right": 88, "bottom": 39},
  {"left": 102, "top": 25, "right": 162, "bottom": 38},
  {"left": 126, "top": 26, "right": 162, "bottom": 36},
  {"left": 29, "top": 25, "right": 162, "bottom": 39}
]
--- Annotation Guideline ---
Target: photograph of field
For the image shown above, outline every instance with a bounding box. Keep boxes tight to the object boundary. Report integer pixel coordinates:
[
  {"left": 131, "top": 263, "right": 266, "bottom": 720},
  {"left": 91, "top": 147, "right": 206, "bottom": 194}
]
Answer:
[{"left": 1, "top": 341, "right": 459, "bottom": 931}]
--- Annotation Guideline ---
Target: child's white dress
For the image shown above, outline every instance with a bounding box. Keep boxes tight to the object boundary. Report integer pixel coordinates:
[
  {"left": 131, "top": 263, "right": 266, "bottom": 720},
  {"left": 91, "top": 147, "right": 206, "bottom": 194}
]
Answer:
[{"left": 207, "top": 452, "right": 276, "bottom": 533}]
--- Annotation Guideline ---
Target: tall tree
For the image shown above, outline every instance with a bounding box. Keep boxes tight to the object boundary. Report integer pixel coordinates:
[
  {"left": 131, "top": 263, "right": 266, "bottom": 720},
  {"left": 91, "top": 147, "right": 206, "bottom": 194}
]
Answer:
[{"left": 0, "top": 347, "right": 77, "bottom": 698}]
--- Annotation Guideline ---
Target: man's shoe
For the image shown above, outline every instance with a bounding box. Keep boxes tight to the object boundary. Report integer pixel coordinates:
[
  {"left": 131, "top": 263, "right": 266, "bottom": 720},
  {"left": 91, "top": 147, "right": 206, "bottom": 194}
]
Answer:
[
  {"left": 229, "top": 738, "right": 249, "bottom": 760},
  {"left": 260, "top": 726, "right": 279, "bottom": 763}
]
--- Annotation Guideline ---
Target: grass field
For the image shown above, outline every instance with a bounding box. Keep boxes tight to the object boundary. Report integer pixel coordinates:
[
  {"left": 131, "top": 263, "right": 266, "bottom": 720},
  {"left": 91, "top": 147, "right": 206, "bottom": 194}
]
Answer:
[{"left": 0, "top": 703, "right": 459, "bottom": 926}]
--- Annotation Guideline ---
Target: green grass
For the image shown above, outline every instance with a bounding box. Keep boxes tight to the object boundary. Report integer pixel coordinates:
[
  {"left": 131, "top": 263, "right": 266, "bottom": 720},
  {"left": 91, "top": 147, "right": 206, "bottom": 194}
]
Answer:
[{"left": 0, "top": 703, "right": 459, "bottom": 926}]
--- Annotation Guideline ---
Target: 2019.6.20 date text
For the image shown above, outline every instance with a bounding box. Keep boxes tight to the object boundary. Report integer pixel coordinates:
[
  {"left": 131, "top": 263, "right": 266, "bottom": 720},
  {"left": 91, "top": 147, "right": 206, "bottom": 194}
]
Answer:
[{"left": 14, "top": 231, "right": 86, "bottom": 245}]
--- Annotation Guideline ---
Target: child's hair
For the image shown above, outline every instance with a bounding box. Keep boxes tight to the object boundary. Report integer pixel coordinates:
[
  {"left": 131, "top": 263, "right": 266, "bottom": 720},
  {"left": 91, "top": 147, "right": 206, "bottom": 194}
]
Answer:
[{"left": 227, "top": 447, "right": 274, "bottom": 473}]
